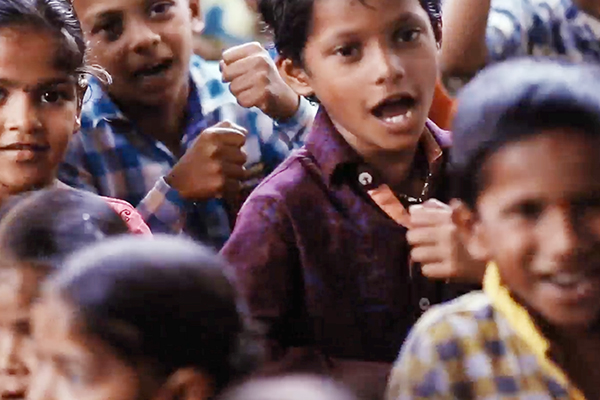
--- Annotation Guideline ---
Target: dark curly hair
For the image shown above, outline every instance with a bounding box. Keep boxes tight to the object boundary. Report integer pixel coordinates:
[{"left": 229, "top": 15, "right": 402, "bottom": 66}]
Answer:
[
  {"left": 48, "top": 235, "right": 264, "bottom": 394},
  {"left": 0, "top": 0, "right": 86, "bottom": 76},
  {"left": 259, "top": 0, "right": 442, "bottom": 66}
]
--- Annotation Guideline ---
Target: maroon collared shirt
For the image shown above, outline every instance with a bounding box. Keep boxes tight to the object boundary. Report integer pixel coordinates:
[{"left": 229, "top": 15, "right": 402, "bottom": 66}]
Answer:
[{"left": 222, "top": 109, "right": 459, "bottom": 362}]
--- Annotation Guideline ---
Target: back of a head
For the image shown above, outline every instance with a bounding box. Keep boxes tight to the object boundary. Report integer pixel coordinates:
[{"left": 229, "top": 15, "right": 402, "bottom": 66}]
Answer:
[
  {"left": 0, "top": 188, "right": 129, "bottom": 268},
  {"left": 49, "top": 235, "right": 262, "bottom": 393},
  {"left": 451, "top": 58, "right": 600, "bottom": 207},
  {"left": 219, "top": 375, "right": 358, "bottom": 400}
]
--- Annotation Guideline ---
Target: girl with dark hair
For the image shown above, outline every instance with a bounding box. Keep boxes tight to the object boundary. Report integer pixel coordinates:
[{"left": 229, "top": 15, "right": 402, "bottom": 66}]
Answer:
[
  {"left": 29, "top": 235, "right": 262, "bottom": 400},
  {"left": 0, "top": 0, "right": 149, "bottom": 396},
  {"left": 0, "top": 0, "right": 151, "bottom": 232}
]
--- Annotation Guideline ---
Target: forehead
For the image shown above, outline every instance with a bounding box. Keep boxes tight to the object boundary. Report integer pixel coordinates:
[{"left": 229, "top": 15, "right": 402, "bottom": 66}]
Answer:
[
  {"left": 479, "top": 130, "right": 600, "bottom": 203},
  {"left": 73, "top": 0, "right": 167, "bottom": 21},
  {"left": 309, "top": 0, "right": 429, "bottom": 40},
  {"left": 0, "top": 26, "right": 72, "bottom": 85}
]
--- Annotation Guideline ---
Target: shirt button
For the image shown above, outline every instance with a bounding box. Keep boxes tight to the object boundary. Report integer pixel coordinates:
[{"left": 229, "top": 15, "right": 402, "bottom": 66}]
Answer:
[
  {"left": 419, "top": 297, "right": 431, "bottom": 311},
  {"left": 358, "top": 172, "right": 373, "bottom": 186}
]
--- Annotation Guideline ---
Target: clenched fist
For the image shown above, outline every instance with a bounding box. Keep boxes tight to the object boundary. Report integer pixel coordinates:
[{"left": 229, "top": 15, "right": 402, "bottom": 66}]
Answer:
[
  {"left": 221, "top": 42, "right": 300, "bottom": 121},
  {"left": 167, "top": 121, "right": 248, "bottom": 201},
  {"left": 407, "top": 199, "right": 486, "bottom": 283}
]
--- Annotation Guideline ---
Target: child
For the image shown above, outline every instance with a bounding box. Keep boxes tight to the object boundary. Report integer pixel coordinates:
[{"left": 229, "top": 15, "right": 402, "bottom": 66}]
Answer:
[
  {"left": 222, "top": 0, "right": 482, "bottom": 395},
  {"left": 0, "top": 0, "right": 149, "bottom": 234},
  {"left": 28, "top": 235, "right": 262, "bottom": 400},
  {"left": 441, "top": 0, "right": 600, "bottom": 81},
  {"left": 386, "top": 58, "right": 600, "bottom": 399},
  {"left": 60, "top": 0, "right": 316, "bottom": 248},
  {"left": 0, "top": 187, "right": 138, "bottom": 399},
  {"left": 0, "top": 188, "right": 133, "bottom": 268}
]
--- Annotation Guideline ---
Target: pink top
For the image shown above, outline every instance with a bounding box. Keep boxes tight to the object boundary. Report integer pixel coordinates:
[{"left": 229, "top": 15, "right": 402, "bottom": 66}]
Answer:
[{"left": 102, "top": 196, "right": 152, "bottom": 235}]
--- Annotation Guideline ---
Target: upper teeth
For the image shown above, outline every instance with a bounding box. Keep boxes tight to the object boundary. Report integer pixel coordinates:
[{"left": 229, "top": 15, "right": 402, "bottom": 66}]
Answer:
[{"left": 550, "top": 273, "right": 585, "bottom": 286}]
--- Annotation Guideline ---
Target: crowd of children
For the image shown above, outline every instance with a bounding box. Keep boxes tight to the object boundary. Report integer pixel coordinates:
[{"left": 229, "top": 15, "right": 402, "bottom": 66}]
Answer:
[{"left": 0, "top": 0, "right": 600, "bottom": 398}]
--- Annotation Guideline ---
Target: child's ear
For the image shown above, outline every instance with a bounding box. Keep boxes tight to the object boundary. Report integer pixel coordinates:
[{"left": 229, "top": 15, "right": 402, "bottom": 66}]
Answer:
[
  {"left": 434, "top": 20, "right": 443, "bottom": 49},
  {"left": 153, "top": 368, "right": 213, "bottom": 400},
  {"left": 188, "top": 0, "right": 205, "bottom": 35},
  {"left": 451, "top": 199, "right": 490, "bottom": 263},
  {"left": 276, "top": 57, "right": 315, "bottom": 99}
]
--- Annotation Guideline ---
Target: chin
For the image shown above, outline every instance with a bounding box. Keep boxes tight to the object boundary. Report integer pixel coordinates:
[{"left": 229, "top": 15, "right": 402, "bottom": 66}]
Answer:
[{"left": 543, "top": 309, "right": 600, "bottom": 332}]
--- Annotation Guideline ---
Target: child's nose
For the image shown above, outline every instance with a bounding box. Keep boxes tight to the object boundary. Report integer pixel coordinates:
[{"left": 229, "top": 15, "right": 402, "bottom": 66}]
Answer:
[
  {"left": 127, "top": 19, "right": 161, "bottom": 54},
  {"left": 0, "top": 332, "right": 28, "bottom": 375},
  {"left": 542, "top": 206, "right": 581, "bottom": 257},
  {"left": 372, "top": 46, "right": 405, "bottom": 86},
  {"left": 3, "top": 93, "right": 42, "bottom": 134}
]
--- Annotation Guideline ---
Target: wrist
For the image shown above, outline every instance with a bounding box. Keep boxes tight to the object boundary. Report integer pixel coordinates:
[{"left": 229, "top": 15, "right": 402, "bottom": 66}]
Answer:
[{"left": 275, "top": 90, "right": 300, "bottom": 122}]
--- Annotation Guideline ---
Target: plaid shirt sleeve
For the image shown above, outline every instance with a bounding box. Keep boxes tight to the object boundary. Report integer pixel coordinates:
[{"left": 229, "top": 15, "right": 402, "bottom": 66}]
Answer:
[
  {"left": 58, "top": 132, "right": 188, "bottom": 235},
  {"left": 58, "top": 133, "right": 100, "bottom": 195},
  {"left": 135, "top": 177, "right": 188, "bottom": 234},
  {"left": 275, "top": 96, "right": 316, "bottom": 148}
]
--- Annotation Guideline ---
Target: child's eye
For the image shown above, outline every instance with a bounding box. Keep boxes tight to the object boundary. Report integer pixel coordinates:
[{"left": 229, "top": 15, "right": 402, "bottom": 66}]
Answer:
[
  {"left": 0, "top": 88, "right": 7, "bottom": 104},
  {"left": 149, "top": 2, "right": 173, "bottom": 17},
  {"left": 515, "top": 202, "right": 543, "bottom": 221},
  {"left": 40, "top": 90, "right": 68, "bottom": 104},
  {"left": 93, "top": 20, "right": 123, "bottom": 42},
  {"left": 394, "top": 28, "right": 422, "bottom": 43},
  {"left": 334, "top": 44, "right": 361, "bottom": 60}
]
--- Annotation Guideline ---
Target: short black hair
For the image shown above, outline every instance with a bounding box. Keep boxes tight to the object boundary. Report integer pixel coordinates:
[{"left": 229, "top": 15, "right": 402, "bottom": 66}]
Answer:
[
  {"left": 259, "top": 0, "right": 442, "bottom": 67},
  {"left": 0, "top": 0, "right": 86, "bottom": 76},
  {"left": 0, "top": 188, "right": 130, "bottom": 269},
  {"left": 49, "top": 235, "right": 263, "bottom": 394},
  {"left": 451, "top": 58, "right": 600, "bottom": 209}
]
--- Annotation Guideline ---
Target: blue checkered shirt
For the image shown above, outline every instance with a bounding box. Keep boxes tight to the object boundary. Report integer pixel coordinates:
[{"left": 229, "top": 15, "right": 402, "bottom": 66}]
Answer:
[
  {"left": 487, "top": 0, "right": 600, "bottom": 63},
  {"left": 58, "top": 55, "right": 316, "bottom": 248}
]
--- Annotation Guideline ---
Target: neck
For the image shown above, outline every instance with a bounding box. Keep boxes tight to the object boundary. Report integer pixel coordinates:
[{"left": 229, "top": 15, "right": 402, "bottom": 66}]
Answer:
[
  {"left": 331, "top": 120, "right": 423, "bottom": 190},
  {"left": 365, "top": 148, "right": 419, "bottom": 190},
  {"left": 116, "top": 80, "right": 190, "bottom": 146},
  {"left": 0, "top": 178, "right": 59, "bottom": 208}
]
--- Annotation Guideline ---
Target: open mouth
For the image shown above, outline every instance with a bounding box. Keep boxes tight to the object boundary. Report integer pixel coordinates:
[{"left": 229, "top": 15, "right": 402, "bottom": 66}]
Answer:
[
  {"left": 371, "top": 95, "right": 417, "bottom": 124},
  {"left": 0, "top": 143, "right": 49, "bottom": 152},
  {"left": 540, "top": 268, "right": 600, "bottom": 300},
  {"left": 133, "top": 59, "right": 174, "bottom": 79},
  {"left": 2, "top": 392, "right": 25, "bottom": 400}
]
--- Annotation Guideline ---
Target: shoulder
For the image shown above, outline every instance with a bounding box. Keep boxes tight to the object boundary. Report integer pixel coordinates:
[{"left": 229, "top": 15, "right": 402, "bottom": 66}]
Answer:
[
  {"left": 237, "top": 149, "right": 315, "bottom": 221},
  {"left": 405, "top": 292, "right": 496, "bottom": 345},
  {"left": 387, "top": 293, "right": 502, "bottom": 399}
]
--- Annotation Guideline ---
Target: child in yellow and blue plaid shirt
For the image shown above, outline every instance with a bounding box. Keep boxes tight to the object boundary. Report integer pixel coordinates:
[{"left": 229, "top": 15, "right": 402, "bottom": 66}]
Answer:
[{"left": 386, "top": 58, "right": 600, "bottom": 400}]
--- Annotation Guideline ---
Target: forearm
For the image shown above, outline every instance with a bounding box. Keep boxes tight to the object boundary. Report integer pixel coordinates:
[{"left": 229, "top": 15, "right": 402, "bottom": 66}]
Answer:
[{"left": 440, "top": 0, "right": 492, "bottom": 78}]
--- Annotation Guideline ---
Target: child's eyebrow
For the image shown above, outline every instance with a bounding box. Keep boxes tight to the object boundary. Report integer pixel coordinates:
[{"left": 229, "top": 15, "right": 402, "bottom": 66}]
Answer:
[
  {"left": 0, "top": 78, "right": 75, "bottom": 92},
  {"left": 90, "top": 9, "right": 123, "bottom": 28},
  {"left": 324, "top": 11, "right": 427, "bottom": 43}
]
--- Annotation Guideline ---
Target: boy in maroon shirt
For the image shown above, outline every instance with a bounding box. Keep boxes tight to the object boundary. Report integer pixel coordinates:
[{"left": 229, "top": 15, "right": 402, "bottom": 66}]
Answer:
[{"left": 222, "top": 0, "right": 483, "bottom": 395}]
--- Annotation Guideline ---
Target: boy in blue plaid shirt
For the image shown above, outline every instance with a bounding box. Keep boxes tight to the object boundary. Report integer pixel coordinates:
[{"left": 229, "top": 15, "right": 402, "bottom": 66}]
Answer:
[
  {"left": 59, "top": 0, "right": 315, "bottom": 247},
  {"left": 386, "top": 59, "right": 600, "bottom": 399}
]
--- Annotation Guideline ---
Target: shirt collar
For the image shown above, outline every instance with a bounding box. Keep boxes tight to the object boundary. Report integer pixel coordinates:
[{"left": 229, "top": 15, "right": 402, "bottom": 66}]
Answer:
[
  {"left": 83, "top": 55, "right": 235, "bottom": 131},
  {"left": 304, "top": 107, "right": 449, "bottom": 187},
  {"left": 484, "top": 263, "right": 586, "bottom": 399}
]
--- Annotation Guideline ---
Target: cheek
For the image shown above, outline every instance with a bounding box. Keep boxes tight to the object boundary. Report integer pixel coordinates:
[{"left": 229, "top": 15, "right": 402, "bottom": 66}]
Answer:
[
  {"left": 481, "top": 218, "right": 534, "bottom": 266},
  {"left": 44, "top": 106, "right": 78, "bottom": 156}
]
